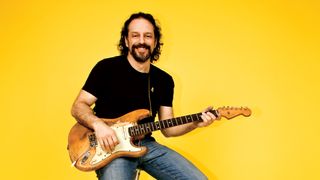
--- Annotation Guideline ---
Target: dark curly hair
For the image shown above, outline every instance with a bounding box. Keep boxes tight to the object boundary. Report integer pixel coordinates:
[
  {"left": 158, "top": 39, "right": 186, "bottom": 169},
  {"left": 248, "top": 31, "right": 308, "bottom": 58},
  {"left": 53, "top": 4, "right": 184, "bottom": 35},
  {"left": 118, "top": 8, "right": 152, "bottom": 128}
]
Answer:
[{"left": 118, "top": 12, "right": 163, "bottom": 63}]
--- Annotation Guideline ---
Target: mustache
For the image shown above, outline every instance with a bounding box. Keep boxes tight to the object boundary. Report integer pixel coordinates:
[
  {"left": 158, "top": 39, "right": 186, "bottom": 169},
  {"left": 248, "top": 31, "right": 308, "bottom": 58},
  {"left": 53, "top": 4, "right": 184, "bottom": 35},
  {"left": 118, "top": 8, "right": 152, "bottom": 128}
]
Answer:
[{"left": 132, "top": 43, "right": 151, "bottom": 50}]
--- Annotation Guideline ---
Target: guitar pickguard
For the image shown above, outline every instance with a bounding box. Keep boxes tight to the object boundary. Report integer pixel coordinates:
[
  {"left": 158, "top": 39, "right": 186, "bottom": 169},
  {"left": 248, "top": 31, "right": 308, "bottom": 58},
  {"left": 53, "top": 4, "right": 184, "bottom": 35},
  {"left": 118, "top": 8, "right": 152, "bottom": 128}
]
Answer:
[{"left": 90, "top": 123, "right": 143, "bottom": 165}]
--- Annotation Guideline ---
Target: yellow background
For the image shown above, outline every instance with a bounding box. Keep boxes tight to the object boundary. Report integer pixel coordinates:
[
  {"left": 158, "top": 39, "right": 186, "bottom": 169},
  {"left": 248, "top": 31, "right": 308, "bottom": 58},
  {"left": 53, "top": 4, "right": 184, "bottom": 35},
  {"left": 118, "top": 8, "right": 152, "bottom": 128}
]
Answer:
[{"left": 1, "top": 0, "right": 319, "bottom": 179}]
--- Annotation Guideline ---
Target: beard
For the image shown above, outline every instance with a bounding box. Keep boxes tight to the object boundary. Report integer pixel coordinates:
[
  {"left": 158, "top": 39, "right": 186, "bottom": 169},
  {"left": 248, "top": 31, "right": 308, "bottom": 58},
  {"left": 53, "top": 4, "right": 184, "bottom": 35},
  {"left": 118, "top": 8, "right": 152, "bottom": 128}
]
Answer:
[{"left": 130, "top": 43, "right": 152, "bottom": 63}]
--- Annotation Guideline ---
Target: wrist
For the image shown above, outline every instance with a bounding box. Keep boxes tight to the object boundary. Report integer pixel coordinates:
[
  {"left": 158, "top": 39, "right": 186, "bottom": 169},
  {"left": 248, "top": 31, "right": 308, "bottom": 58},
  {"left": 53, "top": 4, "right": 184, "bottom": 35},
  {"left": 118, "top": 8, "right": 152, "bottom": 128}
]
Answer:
[
  {"left": 192, "top": 121, "right": 199, "bottom": 129},
  {"left": 91, "top": 118, "right": 104, "bottom": 130}
]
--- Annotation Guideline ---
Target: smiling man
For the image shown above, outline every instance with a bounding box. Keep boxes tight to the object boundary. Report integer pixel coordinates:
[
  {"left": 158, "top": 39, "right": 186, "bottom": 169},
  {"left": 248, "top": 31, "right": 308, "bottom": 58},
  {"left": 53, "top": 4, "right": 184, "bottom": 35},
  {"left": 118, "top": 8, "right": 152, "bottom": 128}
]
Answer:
[{"left": 71, "top": 12, "right": 216, "bottom": 180}]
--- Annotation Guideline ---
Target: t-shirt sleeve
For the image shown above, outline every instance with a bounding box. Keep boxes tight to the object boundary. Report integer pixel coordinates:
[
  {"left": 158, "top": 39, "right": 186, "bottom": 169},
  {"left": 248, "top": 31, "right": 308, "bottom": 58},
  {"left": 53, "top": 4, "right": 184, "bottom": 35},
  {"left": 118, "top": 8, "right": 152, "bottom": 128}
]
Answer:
[
  {"left": 159, "top": 75, "right": 174, "bottom": 107},
  {"left": 82, "top": 61, "right": 103, "bottom": 98}
]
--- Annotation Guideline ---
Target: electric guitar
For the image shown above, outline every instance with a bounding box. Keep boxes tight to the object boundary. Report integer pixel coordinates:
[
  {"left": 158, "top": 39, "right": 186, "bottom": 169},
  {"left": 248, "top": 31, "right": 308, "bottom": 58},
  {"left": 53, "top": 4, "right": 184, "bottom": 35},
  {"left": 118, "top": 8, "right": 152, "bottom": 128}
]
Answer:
[{"left": 67, "top": 106, "right": 251, "bottom": 171}]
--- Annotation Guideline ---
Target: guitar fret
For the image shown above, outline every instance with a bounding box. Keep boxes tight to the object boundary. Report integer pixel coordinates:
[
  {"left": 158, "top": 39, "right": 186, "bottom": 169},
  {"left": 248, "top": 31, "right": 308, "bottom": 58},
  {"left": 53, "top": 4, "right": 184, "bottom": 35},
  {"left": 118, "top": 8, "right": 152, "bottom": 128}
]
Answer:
[
  {"left": 174, "top": 117, "right": 179, "bottom": 126},
  {"left": 186, "top": 115, "right": 192, "bottom": 123},
  {"left": 148, "top": 123, "right": 152, "bottom": 133},
  {"left": 140, "top": 124, "right": 145, "bottom": 134},
  {"left": 160, "top": 120, "right": 164, "bottom": 129},
  {"left": 150, "top": 124, "right": 154, "bottom": 132},
  {"left": 128, "top": 127, "right": 132, "bottom": 136},
  {"left": 166, "top": 119, "right": 170, "bottom": 127},
  {"left": 170, "top": 119, "right": 174, "bottom": 127},
  {"left": 129, "top": 127, "right": 135, "bottom": 136},
  {"left": 164, "top": 120, "right": 168, "bottom": 128},
  {"left": 165, "top": 119, "right": 169, "bottom": 128},
  {"left": 192, "top": 114, "right": 200, "bottom": 121},
  {"left": 132, "top": 127, "right": 136, "bottom": 136},
  {"left": 184, "top": 116, "right": 188, "bottom": 123},
  {"left": 171, "top": 119, "right": 178, "bottom": 127},
  {"left": 191, "top": 114, "right": 195, "bottom": 121},
  {"left": 155, "top": 121, "right": 160, "bottom": 130},
  {"left": 143, "top": 123, "right": 148, "bottom": 132},
  {"left": 161, "top": 120, "right": 166, "bottom": 129},
  {"left": 145, "top": 123, "right": 151, "bottom": 133},
  {"left": 197, "top": 113, "right": 202, "bottom": 121},
  {"left": 196, "top": 113, "right": 201, "bottom": 121},
  {"left": 180, "top": 117, "right": 185, "bottom": 124},
  {"left": 135, "top": 126, "right": 141, "bottom": 135},
  {"left": 159, "top": 121, "right": 163, "bottom": 129},
  {"left": 174, "top": 118, "right": 178, "bottom": 126},
  {"left": 159, "top": 120, "right": 164, "bottom": 129},
  {"left": 190, "top": 115, "right": 194, "bottom": 122},
  {"left": 186, "top": 116, "right": 190, "bottom": 123},
  {"left": 161, "top": 121, "right": 165, "bottom": 129},
  {"left": 179, "top": 117, "right": 184, "bottom": 124},
  {"left": 166, "top": 119, "right": 171, "bottom": 127}
]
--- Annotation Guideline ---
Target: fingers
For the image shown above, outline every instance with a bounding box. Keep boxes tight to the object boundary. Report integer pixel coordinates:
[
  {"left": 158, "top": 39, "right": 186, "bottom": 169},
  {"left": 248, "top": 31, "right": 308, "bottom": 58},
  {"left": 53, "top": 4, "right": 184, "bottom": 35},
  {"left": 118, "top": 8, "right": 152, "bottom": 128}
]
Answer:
[
  {"left": 95, "top": 127, "right": 119, "bottom": 153},
  {"left": 108, "top": 135, "right": 119, "bottom": 151},
  {"left": 101, "top": 134, "right": 119, "bottom": 153},
  {"left": 200, "top": 112, "right": 215, "bottom": 127},
  {"left": 99, "top": 139, "right": 110, "bottom": 153},
  {"left": 198, "top": 106, "right": 218, "bottom": 127}
]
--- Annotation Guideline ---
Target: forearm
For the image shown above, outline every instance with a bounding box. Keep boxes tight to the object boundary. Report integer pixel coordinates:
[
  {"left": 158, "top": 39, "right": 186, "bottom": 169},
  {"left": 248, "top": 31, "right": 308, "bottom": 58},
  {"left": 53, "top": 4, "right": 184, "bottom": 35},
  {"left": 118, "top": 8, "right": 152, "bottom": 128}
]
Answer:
[
  {"left": 161, "top": 122, "right": 198, "bottom": 137},
  {"left": 71, "top": 101, "right": 102, "bottom": 130}
]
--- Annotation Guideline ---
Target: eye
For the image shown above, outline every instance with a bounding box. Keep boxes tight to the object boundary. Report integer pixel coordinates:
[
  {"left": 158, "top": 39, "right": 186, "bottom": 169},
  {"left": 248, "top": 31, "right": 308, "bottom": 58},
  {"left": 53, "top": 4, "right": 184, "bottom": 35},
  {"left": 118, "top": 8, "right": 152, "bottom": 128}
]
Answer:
[
  {"left": 145, "top": 34, "right": 153, "bottom": 38},
  {"left": 131, "top": 33, "right": 139, "bottom": 38}
]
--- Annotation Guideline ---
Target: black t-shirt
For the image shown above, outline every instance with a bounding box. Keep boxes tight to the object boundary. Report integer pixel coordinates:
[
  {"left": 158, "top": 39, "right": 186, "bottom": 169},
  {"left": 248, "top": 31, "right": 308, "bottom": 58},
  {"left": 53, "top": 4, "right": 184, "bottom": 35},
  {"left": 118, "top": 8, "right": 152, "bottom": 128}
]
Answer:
[{"left": 82, "top": 55, "right": 174, "bottom": 124}]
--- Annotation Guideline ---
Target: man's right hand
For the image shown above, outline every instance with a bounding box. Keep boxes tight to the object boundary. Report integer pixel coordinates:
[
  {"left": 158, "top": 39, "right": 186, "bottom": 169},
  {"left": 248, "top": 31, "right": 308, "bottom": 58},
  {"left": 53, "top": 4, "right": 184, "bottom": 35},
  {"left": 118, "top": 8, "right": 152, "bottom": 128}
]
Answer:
[{"left": 92, "top": 120, "right": 119, "bottom": 153}]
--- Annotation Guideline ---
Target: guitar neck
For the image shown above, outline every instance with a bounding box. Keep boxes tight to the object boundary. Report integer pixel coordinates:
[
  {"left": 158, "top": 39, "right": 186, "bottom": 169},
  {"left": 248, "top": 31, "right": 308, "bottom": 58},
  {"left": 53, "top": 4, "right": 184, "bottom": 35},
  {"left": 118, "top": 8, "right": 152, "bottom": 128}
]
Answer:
[{"left": 128, "top": 109, "right": 218, "bottom": 137}]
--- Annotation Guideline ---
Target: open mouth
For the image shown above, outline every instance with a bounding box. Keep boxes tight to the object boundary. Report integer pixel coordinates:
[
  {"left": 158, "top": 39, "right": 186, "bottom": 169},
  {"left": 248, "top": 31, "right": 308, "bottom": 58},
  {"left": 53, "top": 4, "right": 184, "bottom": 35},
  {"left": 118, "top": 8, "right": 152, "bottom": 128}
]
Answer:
[{"left": 137, "top": 47, "right": 147, "bottom": 52}]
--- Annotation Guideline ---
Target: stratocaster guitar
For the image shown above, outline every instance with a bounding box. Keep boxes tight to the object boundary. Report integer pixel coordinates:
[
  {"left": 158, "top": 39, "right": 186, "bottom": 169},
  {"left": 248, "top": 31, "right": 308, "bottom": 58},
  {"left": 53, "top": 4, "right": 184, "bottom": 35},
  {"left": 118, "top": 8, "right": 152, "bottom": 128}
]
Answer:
[{"left": 67, "top": 106, "right": 251, "bottom": 171}]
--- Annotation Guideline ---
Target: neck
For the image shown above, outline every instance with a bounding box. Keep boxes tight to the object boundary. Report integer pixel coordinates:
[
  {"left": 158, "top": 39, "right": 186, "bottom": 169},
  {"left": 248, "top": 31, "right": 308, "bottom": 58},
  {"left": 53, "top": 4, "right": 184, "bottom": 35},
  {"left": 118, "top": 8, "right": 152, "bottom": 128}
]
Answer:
[{"left": 127, "top": 54, "right": 151, "bottom": 73}]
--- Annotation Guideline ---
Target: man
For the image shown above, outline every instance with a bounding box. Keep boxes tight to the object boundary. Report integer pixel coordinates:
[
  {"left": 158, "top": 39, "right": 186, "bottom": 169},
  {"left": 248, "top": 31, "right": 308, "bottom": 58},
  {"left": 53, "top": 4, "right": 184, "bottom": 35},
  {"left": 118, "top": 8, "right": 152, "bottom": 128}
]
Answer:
[{"left": 71, "top": 12, "right": 216, "bottom": 180}]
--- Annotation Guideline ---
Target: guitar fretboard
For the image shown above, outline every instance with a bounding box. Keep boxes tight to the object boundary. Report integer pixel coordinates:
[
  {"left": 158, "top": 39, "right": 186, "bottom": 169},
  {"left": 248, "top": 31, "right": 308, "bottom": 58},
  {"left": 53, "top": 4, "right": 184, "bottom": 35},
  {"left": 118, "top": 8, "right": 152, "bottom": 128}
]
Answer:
[{"left": 128, "top": 110, "right": 218, "bottom": 137}]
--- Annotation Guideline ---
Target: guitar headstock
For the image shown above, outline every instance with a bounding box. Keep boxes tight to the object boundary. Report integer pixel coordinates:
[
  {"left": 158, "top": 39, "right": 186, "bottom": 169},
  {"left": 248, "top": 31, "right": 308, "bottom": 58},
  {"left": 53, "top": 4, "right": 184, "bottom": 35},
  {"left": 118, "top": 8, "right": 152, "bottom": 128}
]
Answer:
[{"left": 216, "top": 106, "right": 251, "bottom": 120}]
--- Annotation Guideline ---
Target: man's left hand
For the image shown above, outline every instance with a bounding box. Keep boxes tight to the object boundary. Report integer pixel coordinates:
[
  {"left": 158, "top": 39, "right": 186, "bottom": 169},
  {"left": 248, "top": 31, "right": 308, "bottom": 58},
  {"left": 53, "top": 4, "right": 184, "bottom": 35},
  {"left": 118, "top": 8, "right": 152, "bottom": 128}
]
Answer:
[{"left": 195, "top": 106, "right": 218, "bottom": 127}]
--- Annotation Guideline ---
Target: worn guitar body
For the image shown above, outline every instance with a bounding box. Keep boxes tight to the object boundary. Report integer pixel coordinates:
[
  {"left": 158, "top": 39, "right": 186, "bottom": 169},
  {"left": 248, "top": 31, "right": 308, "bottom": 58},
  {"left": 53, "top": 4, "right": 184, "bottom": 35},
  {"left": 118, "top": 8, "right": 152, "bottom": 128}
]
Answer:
[
  {"left": 68, "top": 109, "right": 150, "bottom": 171},
  {"left": 68, "top": 106, "right": 251, "bottom": 172}
]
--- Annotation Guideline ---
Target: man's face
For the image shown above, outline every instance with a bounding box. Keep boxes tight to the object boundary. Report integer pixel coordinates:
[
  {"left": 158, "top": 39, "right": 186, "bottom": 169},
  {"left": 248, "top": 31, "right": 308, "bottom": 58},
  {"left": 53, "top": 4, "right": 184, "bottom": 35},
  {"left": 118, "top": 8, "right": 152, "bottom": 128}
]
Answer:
[{"left": 125, "top": 18, "right": 157, "bottom": 63}]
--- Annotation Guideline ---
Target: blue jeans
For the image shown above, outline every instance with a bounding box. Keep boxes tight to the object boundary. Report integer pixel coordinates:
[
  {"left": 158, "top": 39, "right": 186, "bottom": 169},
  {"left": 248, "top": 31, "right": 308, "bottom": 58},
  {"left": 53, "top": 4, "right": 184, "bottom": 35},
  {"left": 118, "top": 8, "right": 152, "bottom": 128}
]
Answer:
[{"left": 96, "top": 136, "right": 207, "bottom": 180}]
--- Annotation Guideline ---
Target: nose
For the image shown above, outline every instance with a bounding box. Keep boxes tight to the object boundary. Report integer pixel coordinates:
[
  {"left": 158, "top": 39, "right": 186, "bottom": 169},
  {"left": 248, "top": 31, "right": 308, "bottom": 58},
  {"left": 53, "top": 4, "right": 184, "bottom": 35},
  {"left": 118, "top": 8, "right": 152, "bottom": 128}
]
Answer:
[{"left": 139, "top": 36, "right": 145, "bottom": 44}]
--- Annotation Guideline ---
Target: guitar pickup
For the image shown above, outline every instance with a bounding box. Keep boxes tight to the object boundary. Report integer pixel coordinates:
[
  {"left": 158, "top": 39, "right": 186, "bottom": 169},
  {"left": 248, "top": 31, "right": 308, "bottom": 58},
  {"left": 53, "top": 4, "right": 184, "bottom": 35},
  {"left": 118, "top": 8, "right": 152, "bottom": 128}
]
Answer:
[{"left": 88, "top": 134, "right": 97, "bottom": 147}]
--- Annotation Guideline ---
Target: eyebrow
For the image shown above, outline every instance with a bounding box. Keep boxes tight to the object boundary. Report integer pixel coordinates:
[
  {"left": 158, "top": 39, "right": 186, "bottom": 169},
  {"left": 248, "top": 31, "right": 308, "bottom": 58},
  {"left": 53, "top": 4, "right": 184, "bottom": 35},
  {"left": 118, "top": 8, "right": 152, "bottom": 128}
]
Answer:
[
  {"left": 129, "top": 32, "right": 154, "bottom": 36},
  {"left": 130, "top": 31, "right": 153, "bottom": 34}
]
